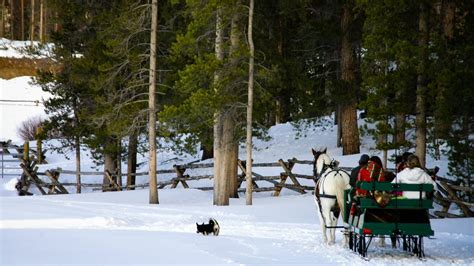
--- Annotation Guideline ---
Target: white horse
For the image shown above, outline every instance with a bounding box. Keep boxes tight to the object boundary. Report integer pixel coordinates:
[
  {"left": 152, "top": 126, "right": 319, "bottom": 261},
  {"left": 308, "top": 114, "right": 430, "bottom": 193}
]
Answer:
[{"left": 312, "top": 148, "right": 350, "bottom": 246}]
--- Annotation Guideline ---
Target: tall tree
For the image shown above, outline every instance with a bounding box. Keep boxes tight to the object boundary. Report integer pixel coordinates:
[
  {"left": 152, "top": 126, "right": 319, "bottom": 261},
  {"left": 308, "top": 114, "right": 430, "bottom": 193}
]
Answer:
[
  {"left": 148, "top": 0, "right": 159, "bottom": 204},
  {"left": 431, "top": 1, "right": 474, "bottom": 194},
  {"left": 246, "top": 0, "right": 255, "bottom": 206},
  {"left": 30, "top": 0, "right": 35, "bottom": 42},
  {"left": 21, "top": 0, "right": 24, "bottom": 40},
  {"left": 213, "top": 4, "right": 229, "bottom": 205},
  {"left": 0, "top": 0, "right": 4, "bottom": 37},
  {"left": 34, "top": 0, "right": 93, "bottom": 195},
  {"left": 11, "top": 0, "right": 23, "bottom": 39},
  {"left": 415, "top": 1, "right": 429, "bottom": 167},
  {"left": 340, "top": 0, "right": 360, "bottom": 155},
  {"left": 40, "top": 0, "right": 44, "bottom": 42},
  {"left": 360, "top": 0, "right": 418, "bottom": 158}
]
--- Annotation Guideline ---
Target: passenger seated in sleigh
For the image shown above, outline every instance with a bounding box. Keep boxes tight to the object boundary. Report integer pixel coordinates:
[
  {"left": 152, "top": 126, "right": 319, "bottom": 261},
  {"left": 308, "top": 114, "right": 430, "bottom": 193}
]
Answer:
[
  {"left": 391, "top": 154, "right": 436, "bottom": 200},
  {"left": 354, "top": 155, "right": 386, "bottom": 200}
]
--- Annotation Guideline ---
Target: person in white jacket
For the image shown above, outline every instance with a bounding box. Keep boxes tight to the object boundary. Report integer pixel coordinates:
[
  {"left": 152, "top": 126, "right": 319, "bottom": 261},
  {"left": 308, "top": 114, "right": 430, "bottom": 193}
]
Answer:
[{"left": 392, "top": 155, "right": 436, "bottom": 199}]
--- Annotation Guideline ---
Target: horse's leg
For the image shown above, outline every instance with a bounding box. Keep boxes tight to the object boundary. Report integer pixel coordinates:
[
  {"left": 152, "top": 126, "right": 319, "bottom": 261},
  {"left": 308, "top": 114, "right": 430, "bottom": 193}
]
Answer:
[
  {"left": 321, "top": 219, "right": 328, "bottom": 245},
  {"left": 321, "top": 199, "right": 336, "bottom": 245},
  {"left": 315, "top": 196, "right": 328, "bottom": 244},
  {"left": 328, "top": 208, "right": 337, "bottom": 245},
  {"left": 319, "top": 206, "right": 329, "bottom": 245}
]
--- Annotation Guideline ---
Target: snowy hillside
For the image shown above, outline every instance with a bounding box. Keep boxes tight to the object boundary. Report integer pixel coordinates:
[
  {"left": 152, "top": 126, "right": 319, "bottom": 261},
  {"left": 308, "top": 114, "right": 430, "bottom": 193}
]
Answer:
[
  {"left": 1, "top": 76, "right": 473, "bottom": 265},
  {"left": 0, "top": 77, "right": 52, "bottom": 143},
  {"left": 0, "top": 38, "right": 53, "bottom": 59}
]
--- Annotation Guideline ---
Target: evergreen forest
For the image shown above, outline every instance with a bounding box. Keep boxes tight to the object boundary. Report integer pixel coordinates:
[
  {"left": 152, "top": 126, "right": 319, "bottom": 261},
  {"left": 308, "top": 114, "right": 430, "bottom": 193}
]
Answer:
[{"left": 1, "top": 0, "right": 472, "bottom": 205}]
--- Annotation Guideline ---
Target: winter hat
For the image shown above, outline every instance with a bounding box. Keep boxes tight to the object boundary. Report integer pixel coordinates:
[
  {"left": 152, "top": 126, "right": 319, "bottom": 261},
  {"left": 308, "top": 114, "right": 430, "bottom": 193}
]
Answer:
[{"left": 359, "top": 154, "right": 370, "bottom": 165}]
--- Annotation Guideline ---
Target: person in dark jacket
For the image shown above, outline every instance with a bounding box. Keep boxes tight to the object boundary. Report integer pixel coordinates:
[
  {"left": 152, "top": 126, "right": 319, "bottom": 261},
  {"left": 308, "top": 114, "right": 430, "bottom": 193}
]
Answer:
[{"left": 350, "top": 154, "right": 369, "bottom": 188}]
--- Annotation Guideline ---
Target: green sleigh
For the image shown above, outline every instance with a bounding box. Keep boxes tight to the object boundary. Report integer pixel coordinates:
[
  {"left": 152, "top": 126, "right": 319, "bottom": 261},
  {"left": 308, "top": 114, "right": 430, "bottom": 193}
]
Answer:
[{"left": 344, "top": 182, "right": 435, "bottom": 258}]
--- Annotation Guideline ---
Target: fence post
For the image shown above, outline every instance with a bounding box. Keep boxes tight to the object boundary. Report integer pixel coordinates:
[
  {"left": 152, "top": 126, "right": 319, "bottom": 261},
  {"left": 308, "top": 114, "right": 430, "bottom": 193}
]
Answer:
[
  {"left": 36, "top": 126, "right": 43, "bottom": 164},
  {"left": 23, "top": 142, "right": 29, "bottom": 161}
]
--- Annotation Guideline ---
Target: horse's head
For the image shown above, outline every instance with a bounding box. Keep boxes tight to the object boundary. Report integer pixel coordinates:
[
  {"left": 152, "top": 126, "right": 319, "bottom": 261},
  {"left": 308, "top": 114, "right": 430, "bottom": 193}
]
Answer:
[{"left": 312, "top": 148, "right": 331, "bottom": 177}]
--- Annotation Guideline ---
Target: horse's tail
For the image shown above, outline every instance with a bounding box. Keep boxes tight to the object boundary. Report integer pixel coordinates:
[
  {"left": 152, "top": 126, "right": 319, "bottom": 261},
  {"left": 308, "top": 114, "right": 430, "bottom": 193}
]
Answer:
[{"left": 335, "top": 172, "right": 348, "bottom": 221}]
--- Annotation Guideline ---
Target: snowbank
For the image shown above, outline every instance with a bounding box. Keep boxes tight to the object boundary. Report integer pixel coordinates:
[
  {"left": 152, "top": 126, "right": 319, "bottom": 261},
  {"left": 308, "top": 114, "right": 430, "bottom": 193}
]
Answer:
[
  {"left": 0, "top": 38, "right": 53, "bottom": 59},
  {"left": 1, "top": 189, "right": 473, "bottom": 265},
  {"left": 0, "top": 76, "right": 52, "bottom": 143}
]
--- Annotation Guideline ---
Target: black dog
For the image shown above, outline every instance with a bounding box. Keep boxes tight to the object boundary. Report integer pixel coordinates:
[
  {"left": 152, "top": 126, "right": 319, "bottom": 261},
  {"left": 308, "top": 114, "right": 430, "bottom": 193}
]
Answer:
[{"left": 196, "top": 218, "right": 220, "bottom": 236}]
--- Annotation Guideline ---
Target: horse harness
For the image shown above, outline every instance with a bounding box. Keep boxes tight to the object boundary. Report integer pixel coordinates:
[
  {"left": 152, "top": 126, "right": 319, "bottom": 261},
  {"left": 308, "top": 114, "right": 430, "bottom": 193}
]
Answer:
[{"left": 315, "top": 163, "right": 347, "bottom": 229}]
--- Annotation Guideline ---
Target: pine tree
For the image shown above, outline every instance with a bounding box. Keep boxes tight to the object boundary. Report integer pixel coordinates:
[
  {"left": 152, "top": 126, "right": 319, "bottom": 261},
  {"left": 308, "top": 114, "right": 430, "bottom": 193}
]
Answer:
[
  {"left": 33, "top": 0, "right": 94, "bottom": 192},
  {"left": 360, "top": 0, "right": 418, "bottom": 160},
  {"left": 429, "top": 1, "right": 474, "bottom": 193}
]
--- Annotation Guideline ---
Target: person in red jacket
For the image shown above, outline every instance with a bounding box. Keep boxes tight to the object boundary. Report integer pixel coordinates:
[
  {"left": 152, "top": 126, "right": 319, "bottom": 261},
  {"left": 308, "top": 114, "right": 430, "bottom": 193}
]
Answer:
[{"left": 356, "top": 156, "right": 385, "bottom": 196}]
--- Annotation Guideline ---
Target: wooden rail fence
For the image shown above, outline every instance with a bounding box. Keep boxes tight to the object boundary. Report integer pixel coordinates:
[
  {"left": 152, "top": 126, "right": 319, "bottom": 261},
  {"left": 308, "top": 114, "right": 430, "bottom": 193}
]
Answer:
[
  {"left": 12, "top": 156, "right": 473, "bottom": 218},
  {"left": 16, "top": 157, "right": 322, "bottom": 196}
]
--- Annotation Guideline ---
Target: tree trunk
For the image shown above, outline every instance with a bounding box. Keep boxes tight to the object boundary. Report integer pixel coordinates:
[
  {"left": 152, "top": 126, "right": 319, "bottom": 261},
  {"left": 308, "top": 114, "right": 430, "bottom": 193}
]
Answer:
[
  {"left": 226, "top": 2, "right": 241, "bottom": 199},
  {"left": 336, "top": 105, "right": 342, "bottom": 147},
  {"left": 103, "top": 139, "right": 117, "bottom": 192},
  {"left": 214, "top": 112, "right": 229, "bottom": 205},
  {"left": 415, "top": 2, "right": 429, "bottom": 168},
  {"left": 462, "top": 114, "right": 471, "bottom": 203},
  {"left": 340, "top": 102, "right": 359, "bottom": 154},
  {"left": 21, "top": 0, "right": 24, "bottom": 40},
  {"left": 213, "top": 6, "right": 229, "bottom": 205},
  {"left": 127, "top": 130, "right": 138, "bottom": 190},
  {"left": 54, "top": 11, "right": 59, "bottom": 32},
  {"left": 340, "top": 1, "right": 360, "bottom": 155},
  {"left": 335, "top": 106, "right": 342, "bottom": 147},
  {"left": 30, "top": 0, "right": 35, "bottom": 42},
  {"left": 39, "top": 0, "right": 44, "bottom": 43},
  {"left": 75, "top": 135, "right": 81, "bottom": 193},
  {"left": 9, "top": 0, "right": 13, "bottom": 39},
  {"left": 435, "top": 0, "right": 456, "bottom": 140},
  {"left": 116, "top": 139, "right": 122, "bottom": 187},
  {"left": 275, "top": 99, "right": 282, "bottom": 125},
  {"left": 148, "top": 0, "right": 159, "bottom": 204},
  {"left": 246, "top": 0, "right": 254, "bottom": 205},
  {"left": 11, "top": 0, "right": 23, "bottom": 40},
  {"left": 442, "top": 0, "right": 455, "bottom": 41},
  {"left": 0, "top": 0, "right": 4, "bottom": 38},
  {"left": 378, "top": 118, "right": 388, "bottom": 168},
  {"left": 275, "top": 12, "right": 283, "bottom": 126},
  {"left": 394, "top": 87, "right": 406, "bottom": 145},
  {"left": 227, "top": 141, "right": 238, "bottom": 198},
  {"left": 43, "top": 0, "right": 47, "bottom": 41},
  {"left": 200, "top": 143, "right": 213, "bottom": 160},
  {"left": 394, "top": 113, "right": 406, "bottom": 145}
]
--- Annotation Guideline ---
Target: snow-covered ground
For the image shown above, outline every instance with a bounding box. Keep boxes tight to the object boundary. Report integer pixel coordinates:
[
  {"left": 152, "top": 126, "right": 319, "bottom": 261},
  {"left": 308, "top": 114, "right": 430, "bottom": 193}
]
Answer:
[
  {"left": 1, "top": 62, "right": 473, "bottom": 264},
  {"left": 1, "top": 189, "right": 473, "bottom": 265},
  {"left": 0, "top": 38, "right": 53, "bottom": 59}
]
